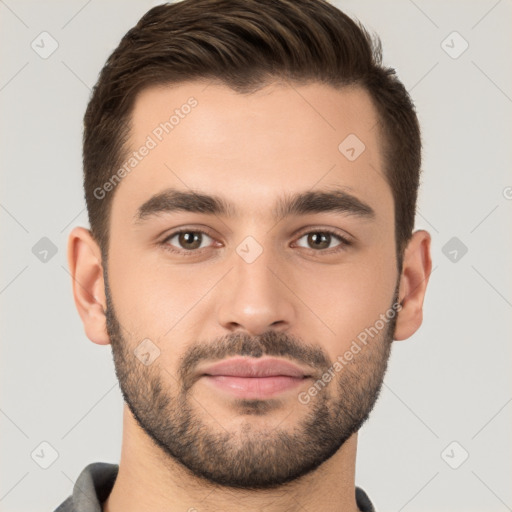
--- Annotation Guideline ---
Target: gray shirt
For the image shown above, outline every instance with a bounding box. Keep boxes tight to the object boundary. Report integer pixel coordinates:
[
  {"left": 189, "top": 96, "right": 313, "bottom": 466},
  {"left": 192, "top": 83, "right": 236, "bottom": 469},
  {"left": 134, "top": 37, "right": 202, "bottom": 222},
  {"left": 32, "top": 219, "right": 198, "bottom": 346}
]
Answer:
[{"left": 54, "top": 462, "right": 376, "bottom": 512}]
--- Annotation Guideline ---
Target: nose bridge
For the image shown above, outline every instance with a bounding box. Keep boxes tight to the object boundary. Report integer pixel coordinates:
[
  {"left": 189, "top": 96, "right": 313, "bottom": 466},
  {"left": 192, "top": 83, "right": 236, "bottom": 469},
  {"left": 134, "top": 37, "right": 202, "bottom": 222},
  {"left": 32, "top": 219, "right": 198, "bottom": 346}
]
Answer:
[{"left": 215, "top": 235, "right": 296, "bottom": 334}]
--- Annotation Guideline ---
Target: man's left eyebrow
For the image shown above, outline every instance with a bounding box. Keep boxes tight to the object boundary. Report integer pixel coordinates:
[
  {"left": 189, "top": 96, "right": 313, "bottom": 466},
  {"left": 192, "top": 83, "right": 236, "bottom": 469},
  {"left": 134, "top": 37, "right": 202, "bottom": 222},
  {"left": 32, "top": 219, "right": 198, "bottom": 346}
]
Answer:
[
  {"left": 133, "top": 186, "right": 376, "bottom": 223},
  {"left": 275, "top": 188, "right": 375, "bottom": 220}
]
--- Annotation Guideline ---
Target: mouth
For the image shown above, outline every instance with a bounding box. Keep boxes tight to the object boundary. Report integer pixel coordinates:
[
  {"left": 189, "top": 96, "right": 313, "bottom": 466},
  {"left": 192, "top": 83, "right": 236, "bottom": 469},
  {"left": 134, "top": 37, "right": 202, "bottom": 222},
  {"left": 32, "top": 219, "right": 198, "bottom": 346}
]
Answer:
[{"left": 199, "top": 357, "right": 312, "bottom": 399}]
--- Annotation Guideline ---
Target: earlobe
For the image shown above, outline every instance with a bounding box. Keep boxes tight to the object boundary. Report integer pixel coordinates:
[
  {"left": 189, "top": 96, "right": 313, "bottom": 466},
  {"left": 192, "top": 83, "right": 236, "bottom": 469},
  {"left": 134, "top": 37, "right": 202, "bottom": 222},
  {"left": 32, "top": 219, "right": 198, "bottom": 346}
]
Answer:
[
  {"left": 67, "top": 227, "right": 110, "bottom": 345},
  {"left": 393, "top": 230, "right": 432, "bottom": 341}
]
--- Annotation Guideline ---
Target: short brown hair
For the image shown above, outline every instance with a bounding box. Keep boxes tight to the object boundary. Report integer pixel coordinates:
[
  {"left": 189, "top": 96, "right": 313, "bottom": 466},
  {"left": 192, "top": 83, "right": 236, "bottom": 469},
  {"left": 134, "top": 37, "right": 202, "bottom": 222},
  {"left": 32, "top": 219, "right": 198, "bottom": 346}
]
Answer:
[{"left": 83, "top": 0, "right": 421, "bottom": 271}]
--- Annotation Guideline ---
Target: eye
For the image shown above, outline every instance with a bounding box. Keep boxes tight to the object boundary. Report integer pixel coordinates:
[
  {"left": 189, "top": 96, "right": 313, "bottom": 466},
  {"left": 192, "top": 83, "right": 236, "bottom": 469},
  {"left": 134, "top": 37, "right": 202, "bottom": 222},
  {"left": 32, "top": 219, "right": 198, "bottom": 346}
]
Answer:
[
  {"left": 159, "top": 228, "right": 352, "bottom": 257},
  {"left": 294, "top": 230, "right": 351, "bottom": 251},
  {"left": 162, "top": 230, "right": 215, "bottom": 252}
]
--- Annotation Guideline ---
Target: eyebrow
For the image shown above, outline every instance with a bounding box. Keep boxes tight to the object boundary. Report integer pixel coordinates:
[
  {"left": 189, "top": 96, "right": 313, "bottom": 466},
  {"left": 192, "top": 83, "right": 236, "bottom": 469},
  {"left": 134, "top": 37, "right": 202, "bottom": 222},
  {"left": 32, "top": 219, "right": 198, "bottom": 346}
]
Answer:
[{"left": 134, "top": 186, "right": 375, "bottom": 223}]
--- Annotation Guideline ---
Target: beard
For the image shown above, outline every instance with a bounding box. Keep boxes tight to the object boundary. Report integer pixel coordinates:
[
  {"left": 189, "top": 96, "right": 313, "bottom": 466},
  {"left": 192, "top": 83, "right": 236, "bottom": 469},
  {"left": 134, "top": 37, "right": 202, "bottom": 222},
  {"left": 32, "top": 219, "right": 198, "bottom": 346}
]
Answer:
[{"left": 105, "top": 271, "right": 398, "bottom": 490}]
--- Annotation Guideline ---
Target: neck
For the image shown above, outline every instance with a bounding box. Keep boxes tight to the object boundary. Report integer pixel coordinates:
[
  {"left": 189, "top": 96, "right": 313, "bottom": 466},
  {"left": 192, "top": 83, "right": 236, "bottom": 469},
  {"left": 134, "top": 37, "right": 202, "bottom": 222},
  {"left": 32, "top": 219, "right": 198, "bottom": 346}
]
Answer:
[{"left": 103, "top": 405, "right": 361, "bottom": 512}]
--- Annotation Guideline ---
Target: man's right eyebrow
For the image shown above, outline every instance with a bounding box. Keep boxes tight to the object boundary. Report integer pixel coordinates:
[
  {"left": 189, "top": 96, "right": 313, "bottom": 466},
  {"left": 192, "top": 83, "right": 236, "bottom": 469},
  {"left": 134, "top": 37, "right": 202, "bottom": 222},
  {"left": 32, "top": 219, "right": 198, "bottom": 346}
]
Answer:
[{"left": 134, "top": 189, "right": 236, "bottom": 223}]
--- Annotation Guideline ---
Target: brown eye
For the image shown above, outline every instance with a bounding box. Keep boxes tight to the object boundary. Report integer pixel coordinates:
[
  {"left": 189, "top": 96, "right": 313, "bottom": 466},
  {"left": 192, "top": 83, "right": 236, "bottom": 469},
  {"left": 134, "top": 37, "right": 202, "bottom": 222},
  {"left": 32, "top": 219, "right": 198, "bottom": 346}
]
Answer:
[
  {"left": 296, "top": 231, "right": 346, "bottom": 251},
  {"left": 179, "top": 232, "right": 201, "bottom": 250},
  {"left": 165, "top": 231, "right": 213, "bottom": 251},
  {"left": 308, "top": 232, "right": 331, "bottom": 249}
]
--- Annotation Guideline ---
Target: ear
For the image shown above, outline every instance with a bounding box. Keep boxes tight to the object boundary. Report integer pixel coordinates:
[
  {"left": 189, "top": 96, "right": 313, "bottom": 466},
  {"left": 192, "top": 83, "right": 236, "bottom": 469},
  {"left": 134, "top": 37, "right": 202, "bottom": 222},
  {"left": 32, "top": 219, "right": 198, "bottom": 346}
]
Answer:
[
  {"left": 394, "top": 229, "right": 432, "bottom": 341},
  {"left": 67, "top": 226, "right": 110, "bottom": 345}
]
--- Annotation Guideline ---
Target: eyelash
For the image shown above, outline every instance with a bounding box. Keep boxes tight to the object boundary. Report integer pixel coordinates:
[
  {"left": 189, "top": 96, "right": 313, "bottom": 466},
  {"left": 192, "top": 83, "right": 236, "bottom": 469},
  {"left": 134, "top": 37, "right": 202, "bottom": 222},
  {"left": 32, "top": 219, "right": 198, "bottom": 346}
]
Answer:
[{"left": 159, "top": 228, "right": 352, "bottom": 257}]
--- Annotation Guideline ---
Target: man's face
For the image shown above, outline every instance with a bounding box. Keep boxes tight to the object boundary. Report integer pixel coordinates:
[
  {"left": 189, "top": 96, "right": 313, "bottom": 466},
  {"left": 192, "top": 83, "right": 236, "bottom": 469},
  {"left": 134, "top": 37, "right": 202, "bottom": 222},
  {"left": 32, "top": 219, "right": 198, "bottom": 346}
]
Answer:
[{"left": 104, "top": 81, "right": 399, "bottom": 488}]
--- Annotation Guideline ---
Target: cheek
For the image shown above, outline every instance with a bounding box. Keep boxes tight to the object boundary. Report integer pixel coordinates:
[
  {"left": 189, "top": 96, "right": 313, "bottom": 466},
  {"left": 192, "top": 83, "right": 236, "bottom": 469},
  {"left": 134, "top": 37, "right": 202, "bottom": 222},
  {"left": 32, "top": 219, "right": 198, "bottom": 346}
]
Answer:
[
  {"left": 296, "top": 244, "right": 397, "bottom": 356},
  {"left": 107, "top": 246, "right": 220, "bottom": 347}
]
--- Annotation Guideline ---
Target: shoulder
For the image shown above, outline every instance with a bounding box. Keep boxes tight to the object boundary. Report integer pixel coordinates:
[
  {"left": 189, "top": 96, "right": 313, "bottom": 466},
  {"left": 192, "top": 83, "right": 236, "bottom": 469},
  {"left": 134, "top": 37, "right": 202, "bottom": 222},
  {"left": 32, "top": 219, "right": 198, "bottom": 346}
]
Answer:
[{"left": 52, "top": 462, "right": 119, "bottom": 512}]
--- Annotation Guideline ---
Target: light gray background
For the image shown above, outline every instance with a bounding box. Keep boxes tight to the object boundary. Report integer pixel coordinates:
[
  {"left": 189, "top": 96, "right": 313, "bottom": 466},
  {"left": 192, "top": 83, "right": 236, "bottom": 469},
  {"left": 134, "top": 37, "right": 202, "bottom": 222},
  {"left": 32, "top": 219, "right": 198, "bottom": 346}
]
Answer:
[{"left": 1, "top": 1, "right": 511, "bottom": 511}]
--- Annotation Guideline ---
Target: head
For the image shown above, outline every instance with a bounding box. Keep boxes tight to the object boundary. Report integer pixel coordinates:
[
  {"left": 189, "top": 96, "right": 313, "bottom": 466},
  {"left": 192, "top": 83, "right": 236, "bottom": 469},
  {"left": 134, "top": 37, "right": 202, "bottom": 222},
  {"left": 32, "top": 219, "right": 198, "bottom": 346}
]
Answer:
[
  {"left": 83, "top": 0, "right": 421, "bottom": 268},
  {"left": 69, "top": 0, "right": 431, "bottom": 490}
]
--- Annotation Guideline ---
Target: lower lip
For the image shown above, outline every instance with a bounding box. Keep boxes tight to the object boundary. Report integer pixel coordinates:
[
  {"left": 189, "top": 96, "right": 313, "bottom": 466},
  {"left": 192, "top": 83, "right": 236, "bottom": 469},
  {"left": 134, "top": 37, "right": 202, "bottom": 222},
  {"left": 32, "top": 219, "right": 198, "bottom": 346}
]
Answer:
[{"left": 202, "top": 375, "right": 308, "bottom": 399}]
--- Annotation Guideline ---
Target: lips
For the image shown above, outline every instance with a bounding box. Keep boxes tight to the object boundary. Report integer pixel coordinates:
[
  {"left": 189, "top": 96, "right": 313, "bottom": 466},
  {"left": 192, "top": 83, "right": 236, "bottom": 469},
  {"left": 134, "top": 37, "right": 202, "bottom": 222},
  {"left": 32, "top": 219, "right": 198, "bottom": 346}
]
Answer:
[
  {"left": 200, "top": 357, "right": 311, "bottom": 379},
  {"left": 199, "top": 357, "right": 312, "bottom": 399}
]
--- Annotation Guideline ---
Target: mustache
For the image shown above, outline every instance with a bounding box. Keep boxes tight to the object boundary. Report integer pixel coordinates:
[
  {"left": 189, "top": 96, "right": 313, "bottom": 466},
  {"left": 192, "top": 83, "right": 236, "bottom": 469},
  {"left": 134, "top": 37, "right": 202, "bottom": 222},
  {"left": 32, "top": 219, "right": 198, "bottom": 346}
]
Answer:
[{"left": 178, "top": 330, "right": 331, "bottom": 390}]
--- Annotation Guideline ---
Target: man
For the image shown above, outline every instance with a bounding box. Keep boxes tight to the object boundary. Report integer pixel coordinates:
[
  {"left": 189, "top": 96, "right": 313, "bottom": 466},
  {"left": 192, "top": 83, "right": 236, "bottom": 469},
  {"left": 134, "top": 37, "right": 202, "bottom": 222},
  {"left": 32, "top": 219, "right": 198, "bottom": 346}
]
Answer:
[{"left": 57, "top": 0, "right": 431, "bottom": 510}]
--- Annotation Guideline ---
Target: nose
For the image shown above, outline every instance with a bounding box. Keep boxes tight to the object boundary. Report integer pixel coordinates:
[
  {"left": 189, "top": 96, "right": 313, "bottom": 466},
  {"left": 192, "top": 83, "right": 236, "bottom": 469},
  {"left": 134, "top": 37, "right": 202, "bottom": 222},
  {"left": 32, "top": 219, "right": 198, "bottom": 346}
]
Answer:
[{"left": 215, "top": 243, "right": 296, "bottom": 336}]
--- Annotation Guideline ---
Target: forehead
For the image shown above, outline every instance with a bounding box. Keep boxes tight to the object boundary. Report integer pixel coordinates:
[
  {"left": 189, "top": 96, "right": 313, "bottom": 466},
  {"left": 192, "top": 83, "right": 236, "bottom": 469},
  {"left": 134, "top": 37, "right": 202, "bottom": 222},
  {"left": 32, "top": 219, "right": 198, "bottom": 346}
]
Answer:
[{"left": 111, "top": 80, "right": 392, "bottom": 226}]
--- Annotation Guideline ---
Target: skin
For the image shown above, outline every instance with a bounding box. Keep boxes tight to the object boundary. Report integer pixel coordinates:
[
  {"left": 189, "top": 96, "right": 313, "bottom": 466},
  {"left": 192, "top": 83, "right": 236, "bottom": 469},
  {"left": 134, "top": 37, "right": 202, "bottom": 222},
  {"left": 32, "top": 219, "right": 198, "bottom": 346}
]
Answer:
[{"left": 68, "top": 80, "right": 432, "bottom": 512}]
